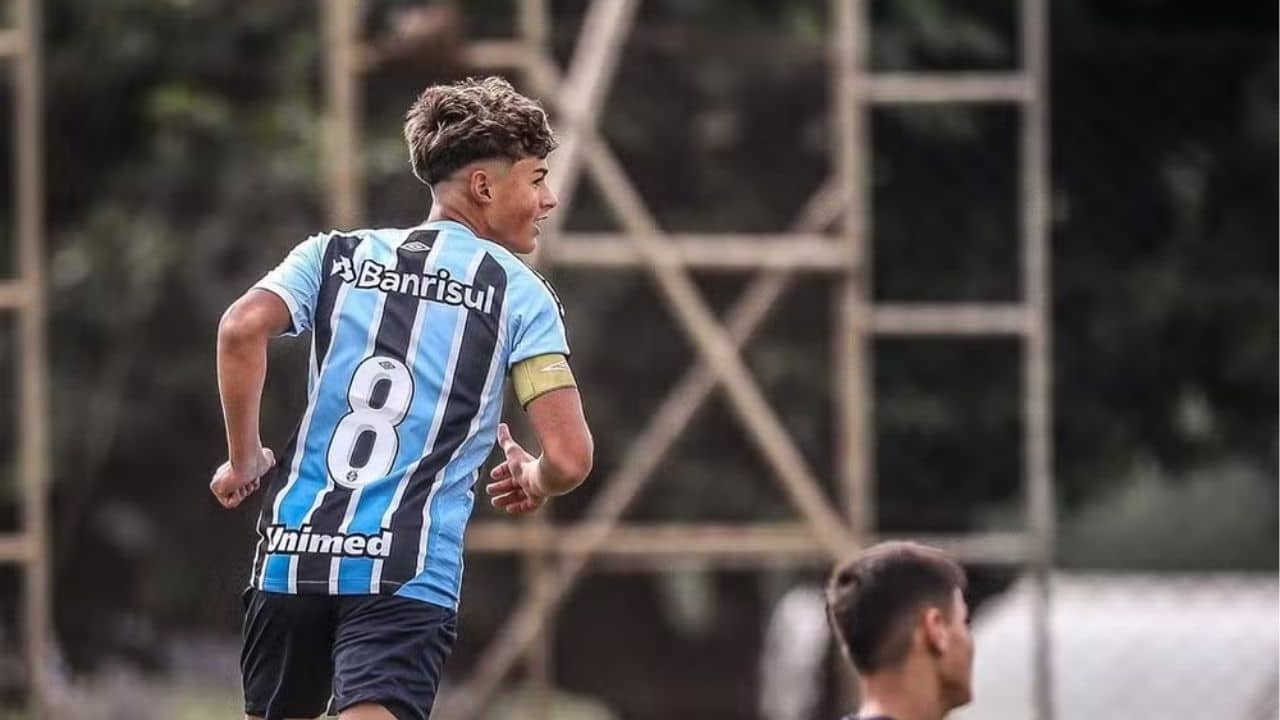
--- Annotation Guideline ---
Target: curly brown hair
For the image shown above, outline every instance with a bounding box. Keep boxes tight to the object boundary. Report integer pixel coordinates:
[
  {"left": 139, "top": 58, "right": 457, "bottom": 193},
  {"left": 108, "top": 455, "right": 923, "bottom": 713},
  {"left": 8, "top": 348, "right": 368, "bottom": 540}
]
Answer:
[{"left": 404, "top": 76, "right": 558, "bottom": 185}]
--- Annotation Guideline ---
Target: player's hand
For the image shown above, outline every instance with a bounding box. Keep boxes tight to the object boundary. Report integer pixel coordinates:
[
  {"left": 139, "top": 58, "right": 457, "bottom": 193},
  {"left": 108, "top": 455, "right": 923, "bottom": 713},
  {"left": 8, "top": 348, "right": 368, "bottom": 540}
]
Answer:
[
  {"left": 484, "top": 423, "right": 547, "bottom": 516},
  {"left": 210, "top": 447, "right": 275, "bottom": 509}
]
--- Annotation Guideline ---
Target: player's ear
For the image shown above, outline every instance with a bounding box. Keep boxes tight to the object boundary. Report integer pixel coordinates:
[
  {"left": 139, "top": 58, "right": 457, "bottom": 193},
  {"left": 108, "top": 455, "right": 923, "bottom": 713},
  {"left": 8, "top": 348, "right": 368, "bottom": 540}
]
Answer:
[{"left": 469, "top": 167, "right": 494, "bottom": 205}]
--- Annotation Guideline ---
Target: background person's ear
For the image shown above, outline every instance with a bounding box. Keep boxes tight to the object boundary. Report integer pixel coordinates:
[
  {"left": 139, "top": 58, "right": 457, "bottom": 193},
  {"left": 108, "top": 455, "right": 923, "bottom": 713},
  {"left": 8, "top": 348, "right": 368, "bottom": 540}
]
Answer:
[{"left": 922, "top": 606, "right": 950, "bottom": 656}]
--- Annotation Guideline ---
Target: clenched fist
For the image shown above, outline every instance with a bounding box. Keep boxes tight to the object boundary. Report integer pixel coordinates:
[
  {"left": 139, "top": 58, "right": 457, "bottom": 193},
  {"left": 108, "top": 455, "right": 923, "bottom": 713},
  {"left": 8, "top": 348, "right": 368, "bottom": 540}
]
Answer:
[{"left": 210, "top": 447, "right": 275, "bottom": 509}]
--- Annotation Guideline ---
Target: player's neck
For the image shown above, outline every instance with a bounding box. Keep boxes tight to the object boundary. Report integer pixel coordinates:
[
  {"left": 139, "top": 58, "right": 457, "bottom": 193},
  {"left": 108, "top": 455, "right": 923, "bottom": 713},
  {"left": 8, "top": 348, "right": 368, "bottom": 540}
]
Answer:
[
  {"left": 858, "top": 664, "right": 947, "bottom": 720},
  {"left": 425, "top": 202, "right": 487, "bottom": 237},
  {"left": 424, "top": 184, "right": 528, "bottom": 254}
]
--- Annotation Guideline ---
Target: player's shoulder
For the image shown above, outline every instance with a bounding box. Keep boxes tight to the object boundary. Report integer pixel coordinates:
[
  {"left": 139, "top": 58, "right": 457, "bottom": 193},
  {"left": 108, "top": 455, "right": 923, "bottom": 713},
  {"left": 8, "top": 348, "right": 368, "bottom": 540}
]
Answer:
[
  {"left": 456, "top": 239, "right": 561, "bottom": 310},
  {"left": 332, "top": 225, "right": 412, "bottom": 249},
  {"left": 497, "top": 255, "right": 564, "bottom": 318},
  {"left": 523, "top": 263, "right": 565, "bottom": 317},
  {"left": 296, "top": 226, "right": 387, "bottom": 255}
]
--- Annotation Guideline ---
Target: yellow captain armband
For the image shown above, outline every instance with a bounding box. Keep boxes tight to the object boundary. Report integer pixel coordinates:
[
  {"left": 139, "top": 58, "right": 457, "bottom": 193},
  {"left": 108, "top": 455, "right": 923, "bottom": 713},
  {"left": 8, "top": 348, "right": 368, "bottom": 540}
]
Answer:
[{"left": 511, "top": 353, "right": 577, "bottom": 408}]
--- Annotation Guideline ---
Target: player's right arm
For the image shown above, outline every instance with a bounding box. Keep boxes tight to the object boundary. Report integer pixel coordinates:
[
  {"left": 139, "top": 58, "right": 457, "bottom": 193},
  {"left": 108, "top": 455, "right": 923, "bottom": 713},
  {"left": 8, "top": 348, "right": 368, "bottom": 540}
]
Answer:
[
  {"left": 211, "top": 233, "right": 327, "bottom": 508},
  {"left": 212, "top": 289, "right": 289, "bottom": 507}
]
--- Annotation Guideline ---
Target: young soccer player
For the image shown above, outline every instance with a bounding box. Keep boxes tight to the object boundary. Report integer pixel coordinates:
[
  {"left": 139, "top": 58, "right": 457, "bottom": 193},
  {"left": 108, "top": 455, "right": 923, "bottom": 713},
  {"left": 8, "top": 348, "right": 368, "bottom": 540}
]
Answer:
[
  {"left": 211, "top": 76, "right": 592, "bottom": 720},
  {"left": 826, "top": 542, "right": 974, "bottom": 720}
]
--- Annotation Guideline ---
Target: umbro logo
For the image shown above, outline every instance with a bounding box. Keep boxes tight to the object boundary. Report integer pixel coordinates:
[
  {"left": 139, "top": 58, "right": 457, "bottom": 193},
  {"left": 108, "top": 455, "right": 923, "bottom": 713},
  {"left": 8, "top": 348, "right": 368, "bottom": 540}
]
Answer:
[
  {"left": 401, "top": 241, "right": 430, "bottom": 253},
  {"left": 540, "top": 359, "right": 570, "bottom": 374}
]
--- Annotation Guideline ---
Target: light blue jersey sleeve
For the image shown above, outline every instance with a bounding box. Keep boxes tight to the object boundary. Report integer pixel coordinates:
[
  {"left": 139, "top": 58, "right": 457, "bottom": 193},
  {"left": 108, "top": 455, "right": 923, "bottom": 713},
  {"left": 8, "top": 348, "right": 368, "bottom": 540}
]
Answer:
[
  {"left": 253, "top": 232, "right": 330, "bottom": 336},
  {"left": 508, "top": 269, "right": 570, "bottom": 367}
]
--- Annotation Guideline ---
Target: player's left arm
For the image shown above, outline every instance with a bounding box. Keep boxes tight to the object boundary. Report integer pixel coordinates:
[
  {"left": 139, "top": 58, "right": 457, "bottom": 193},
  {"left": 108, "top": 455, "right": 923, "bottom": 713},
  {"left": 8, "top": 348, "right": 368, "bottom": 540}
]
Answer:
[
  {"left": 211, "top": 289, "right": 289, "bottom": 508},
  {"left": 486, "top": 377, "right": 593, "bottom": 516},
  {"left": 484, "top": 270, "right": 590, "bottom": 515}
]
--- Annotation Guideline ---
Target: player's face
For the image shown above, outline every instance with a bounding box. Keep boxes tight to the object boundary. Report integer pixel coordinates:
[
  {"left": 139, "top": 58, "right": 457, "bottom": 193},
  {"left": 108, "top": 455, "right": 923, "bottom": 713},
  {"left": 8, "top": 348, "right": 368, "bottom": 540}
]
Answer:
[
  {"left": 486, "top": 156, "right": 557, "bottom": 254},
  {"left": 939, "top": 589, "right": 975, "bottom": 708}
]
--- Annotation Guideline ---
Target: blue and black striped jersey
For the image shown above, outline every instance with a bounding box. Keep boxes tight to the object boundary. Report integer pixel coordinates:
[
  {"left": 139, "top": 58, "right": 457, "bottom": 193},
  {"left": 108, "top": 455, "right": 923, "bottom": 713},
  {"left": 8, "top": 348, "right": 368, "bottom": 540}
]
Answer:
[{"left": 248, "top": 219, "right": 568, "bottom": 609}]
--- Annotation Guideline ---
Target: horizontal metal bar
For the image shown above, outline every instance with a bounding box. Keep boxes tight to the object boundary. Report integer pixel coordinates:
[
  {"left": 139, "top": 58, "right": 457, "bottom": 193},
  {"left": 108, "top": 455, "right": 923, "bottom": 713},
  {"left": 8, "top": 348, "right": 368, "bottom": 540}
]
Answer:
[
  {"left": 466, "top": 522, "right": 1035, "bottom": 565},
  {"left": 0, "top": 30, "right": 25, "bottom": 58},
  {"left": 875, "top": 532, "right": 1036, "bottom": 565},
  {"left": 585, "top": 553, "right": 832, "bottom": 572},
  {"left": 872, "top": 302, "right": 1030, "bottom": 335},
  {"left": 0, "top": 281, "right": 29, "bottom": 309},
  {"left": 553, "top": 234, "right": 852, "bottom": 271},
  {"left": 865, "top": 72, "right": 1033, "bottom": 104},
  {"left": 0, "top": 534, "right": 30, "bottom": 563},
  {"left": 468, "top": 522, "right": 824, "bottom": 557},
  {"left": 464, "top": 40, "right": 532, "bottom": 69}
]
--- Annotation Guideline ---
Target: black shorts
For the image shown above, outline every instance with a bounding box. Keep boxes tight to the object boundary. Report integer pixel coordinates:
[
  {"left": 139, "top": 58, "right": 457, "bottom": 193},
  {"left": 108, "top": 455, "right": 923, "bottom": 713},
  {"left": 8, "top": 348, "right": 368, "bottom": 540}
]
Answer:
[{"left": 241, "top": 588, "right": 457, "bottom": 720}]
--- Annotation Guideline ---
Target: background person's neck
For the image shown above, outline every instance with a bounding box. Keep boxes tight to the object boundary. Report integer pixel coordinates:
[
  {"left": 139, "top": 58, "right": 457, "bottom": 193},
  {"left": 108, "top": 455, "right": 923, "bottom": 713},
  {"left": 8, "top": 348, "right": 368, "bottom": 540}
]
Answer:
[{"left": 859, "top": 670, "right": 947, "bottom": 720}]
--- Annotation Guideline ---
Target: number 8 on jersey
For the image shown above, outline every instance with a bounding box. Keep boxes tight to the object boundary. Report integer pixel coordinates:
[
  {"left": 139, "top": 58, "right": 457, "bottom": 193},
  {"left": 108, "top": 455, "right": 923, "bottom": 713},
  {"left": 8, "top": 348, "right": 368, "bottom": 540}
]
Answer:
[{"left": 327, "top": 356, "right": 415, "bottom": 489}]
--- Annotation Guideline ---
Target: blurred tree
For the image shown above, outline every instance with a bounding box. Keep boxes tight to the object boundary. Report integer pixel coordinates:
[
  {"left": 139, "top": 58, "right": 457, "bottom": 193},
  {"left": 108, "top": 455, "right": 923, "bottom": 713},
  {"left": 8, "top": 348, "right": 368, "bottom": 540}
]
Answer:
[{"left": 32, "top": 0, "right": 330, "bottom": 669}]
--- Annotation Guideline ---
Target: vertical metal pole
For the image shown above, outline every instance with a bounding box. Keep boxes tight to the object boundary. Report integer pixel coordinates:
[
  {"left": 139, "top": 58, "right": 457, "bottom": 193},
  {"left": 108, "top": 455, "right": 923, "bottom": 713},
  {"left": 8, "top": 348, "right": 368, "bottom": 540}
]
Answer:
[
  {"left": 519, "top": 3, "right": 556, "bottom": 716},
  {"left": 15, "top": 0, "right": 50, "bottom": 713},
  {"left": 832, "top": 0, "right": 872, "bottom": 547},
  {"left": 1021, "top": 0, "right": 1055, "bottom": 718},
  {"left": 518, "top": 0, "right": 550, "bottom": 54},
  {"left": 325, "top": 0, "right": 362, "bottom": 229},
  {"left": 832, "top": 0, "right": 871, "bottom": 711},
  {"left": 521, "top": 524, "right": 554, "bottom": 720}
]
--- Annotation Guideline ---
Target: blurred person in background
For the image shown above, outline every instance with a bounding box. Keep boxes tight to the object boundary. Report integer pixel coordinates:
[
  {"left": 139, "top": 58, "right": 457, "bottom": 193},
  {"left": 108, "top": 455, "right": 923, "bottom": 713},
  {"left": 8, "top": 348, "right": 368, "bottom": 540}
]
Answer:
[
  {"left": 211, "top": 76, "right": 593, "bottom": 720},
  {"left": 826, "top": 542, "right": 973, "bottom": 720}
]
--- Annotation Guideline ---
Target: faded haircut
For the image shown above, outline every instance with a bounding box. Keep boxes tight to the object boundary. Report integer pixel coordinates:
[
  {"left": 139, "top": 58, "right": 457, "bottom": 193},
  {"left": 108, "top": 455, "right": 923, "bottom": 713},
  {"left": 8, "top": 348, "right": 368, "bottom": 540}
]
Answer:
[
  {"left": 826, "top": 541, "right": 967, "bottom": 674},
  {"left": 404, "top": 75, "right": 558, "bottom": 185}
]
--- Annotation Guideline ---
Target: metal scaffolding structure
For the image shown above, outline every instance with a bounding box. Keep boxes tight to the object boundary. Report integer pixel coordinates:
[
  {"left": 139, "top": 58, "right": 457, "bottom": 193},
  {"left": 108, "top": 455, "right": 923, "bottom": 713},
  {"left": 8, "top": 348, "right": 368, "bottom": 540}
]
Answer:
[
  {"left": 327, "top": 1, "right": 1053, "bottom": 718},
  {"left": 0, "top": 0, "right": 50, "bottom": 715}
]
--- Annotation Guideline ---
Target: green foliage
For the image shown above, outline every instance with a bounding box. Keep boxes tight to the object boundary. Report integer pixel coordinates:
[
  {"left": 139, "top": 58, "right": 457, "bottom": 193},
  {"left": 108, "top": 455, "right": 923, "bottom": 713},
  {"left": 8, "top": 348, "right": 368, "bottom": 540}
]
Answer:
[{"left": 1059, "top": 461, "right": 1278, "bottom": 570}]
